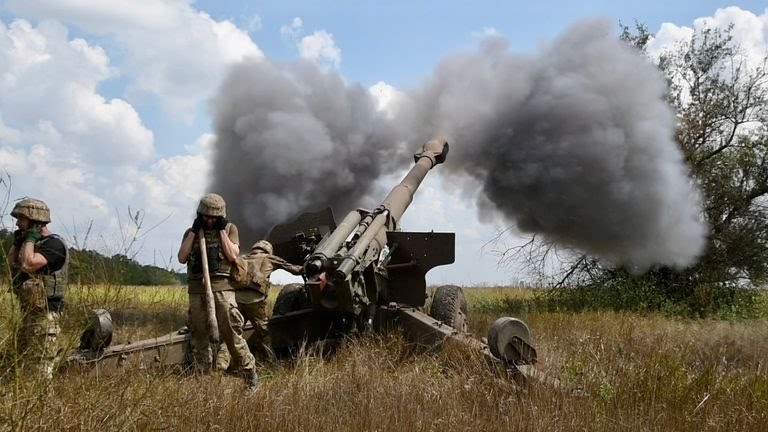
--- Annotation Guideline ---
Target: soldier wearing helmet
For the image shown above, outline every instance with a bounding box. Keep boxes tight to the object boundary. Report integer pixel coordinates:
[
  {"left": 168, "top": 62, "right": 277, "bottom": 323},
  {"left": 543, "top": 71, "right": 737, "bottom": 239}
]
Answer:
[
  {"left": 177, "top": 193, "right": 257, "bottom": 391},
  {"left": 217, "top": 239, "right": 303, "bottom": 370},
  {"left": 7, "top": 197, "right": 68, "bottom": 380}
]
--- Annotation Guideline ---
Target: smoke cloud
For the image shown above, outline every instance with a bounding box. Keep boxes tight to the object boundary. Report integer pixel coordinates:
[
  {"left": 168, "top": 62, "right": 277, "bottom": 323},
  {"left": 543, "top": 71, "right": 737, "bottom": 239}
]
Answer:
[
  {"left": 209, "top": 59, "right": 408, "bottom": 244},
  {"left": 210, "top": 18, "right": 707, "bottom": 270}
]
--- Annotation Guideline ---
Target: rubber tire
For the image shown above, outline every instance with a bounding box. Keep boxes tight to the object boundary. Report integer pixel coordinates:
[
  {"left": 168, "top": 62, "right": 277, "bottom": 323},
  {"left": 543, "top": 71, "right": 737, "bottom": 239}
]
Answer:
[
  {"left": 272, "top": 283, "right": 310, "bottom": 316},
  {"left": 487, "top": 317, "right": 536, "bottom": 364},
  {"left": 79, "top": 309, "right": 113, "bottom": 351},
  {"left": 428, "top": 285, "right": 468, "bottom": 332}
]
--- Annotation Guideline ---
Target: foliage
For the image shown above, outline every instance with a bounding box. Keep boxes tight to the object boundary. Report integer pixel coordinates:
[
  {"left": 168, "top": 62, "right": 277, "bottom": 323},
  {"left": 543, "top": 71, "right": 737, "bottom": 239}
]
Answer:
[
  {"left": 1, "top": 286, "right": 767, "bottom": 431},
  {"left": 506, "top": 23, "right": 768, "bottom": 317},
  {"left": 615, "top": 23, "right": 768, "bottom": 315},
  {"left": 466, "top": 281, "right": 768, "bottom": 319},
  {"left": 539, "top": 272, "right": 767, "bottom": 319},
  {"left": 0, "top": 228, "right": 183, "bottom": 286},
  {"left": 660, "top": 24, "right": 768, "bottom": 287}
]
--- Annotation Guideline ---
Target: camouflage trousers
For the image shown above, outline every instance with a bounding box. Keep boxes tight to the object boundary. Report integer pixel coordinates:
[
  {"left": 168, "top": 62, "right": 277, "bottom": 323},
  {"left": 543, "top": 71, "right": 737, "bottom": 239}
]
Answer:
[
  {"left": 217, "top": 298, "right": 272, "bottom": 370},
  {"left": 13, "top": 278, "right": 62, "bottom": 380},
  {"left": 17, "top": 307, "right": 62, "bottom": 380},
  {"left": 188, "top": 290, "right": 255, "bottom": 373}
]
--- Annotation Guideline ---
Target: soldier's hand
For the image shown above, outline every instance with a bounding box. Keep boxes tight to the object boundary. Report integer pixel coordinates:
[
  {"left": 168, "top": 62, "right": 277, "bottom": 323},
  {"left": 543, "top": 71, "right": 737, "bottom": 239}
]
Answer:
[
  {"left": 13, "top": 229, "right": 24, "bottom": 247},
  {"left": 24, "top": 226, "right": 41, "bottom": 243},
  {"left": 213, "top": 217, "right": 229, "bottom": 231},
  {"left": 192, "top": 216, "right": 204, "bottom": 232}
]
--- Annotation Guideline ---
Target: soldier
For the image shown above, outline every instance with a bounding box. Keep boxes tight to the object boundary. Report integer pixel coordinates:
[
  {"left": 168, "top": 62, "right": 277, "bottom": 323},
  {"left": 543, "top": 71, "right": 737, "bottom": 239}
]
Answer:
[
  {"left": 217, "top": 240, "right": 303, "bottom": 370},
  {"left": 7, "top": 198, "right": 68, "bottom": 380},
  {"left": 177, "top": 193, "right": 258, "bottom": 391}
]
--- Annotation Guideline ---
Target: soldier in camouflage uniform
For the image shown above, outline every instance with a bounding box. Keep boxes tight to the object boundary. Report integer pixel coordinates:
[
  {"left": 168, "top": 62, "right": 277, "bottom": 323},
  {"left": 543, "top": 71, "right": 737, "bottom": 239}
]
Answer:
[
  {"left": 177, "top": 193, "right": 257, "bottom": 391},
  {"left": 217, "top": 240, "right": 303, "bottom": 370},
  {"left": 7, "top": 198, "right": 68, "bottom": 380}
]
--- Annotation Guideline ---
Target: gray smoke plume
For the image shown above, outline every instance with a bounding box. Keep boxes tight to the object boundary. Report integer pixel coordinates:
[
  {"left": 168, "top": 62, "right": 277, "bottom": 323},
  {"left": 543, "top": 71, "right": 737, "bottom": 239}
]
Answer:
[
  {"left": 210, "top": 18, "right": 707, "bottom": 270},
  {"left": 400, "top": 19, "right": 707, "bottom": 269},
  {"left": 209, "top": 59, "right": 408, "bottom": 245}
]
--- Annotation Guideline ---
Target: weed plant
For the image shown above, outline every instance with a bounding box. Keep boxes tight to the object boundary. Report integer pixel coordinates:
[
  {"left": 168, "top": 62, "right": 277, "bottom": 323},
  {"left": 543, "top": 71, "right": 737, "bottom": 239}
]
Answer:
[{"left": 0, "top": 285, "right": 766, "bottom": 431}]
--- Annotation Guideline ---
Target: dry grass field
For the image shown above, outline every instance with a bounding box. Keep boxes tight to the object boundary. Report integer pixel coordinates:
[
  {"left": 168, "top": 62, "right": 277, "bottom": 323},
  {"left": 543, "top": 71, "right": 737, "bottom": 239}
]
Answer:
[{"left": 1, "top": 284, "right": 766, "bottom": 431}]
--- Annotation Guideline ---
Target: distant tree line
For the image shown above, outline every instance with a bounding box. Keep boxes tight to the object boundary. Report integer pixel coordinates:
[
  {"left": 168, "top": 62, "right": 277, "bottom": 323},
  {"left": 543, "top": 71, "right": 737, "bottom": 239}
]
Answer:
[{"left": 0, "top": 229, "right": 184, "bottom": 286}]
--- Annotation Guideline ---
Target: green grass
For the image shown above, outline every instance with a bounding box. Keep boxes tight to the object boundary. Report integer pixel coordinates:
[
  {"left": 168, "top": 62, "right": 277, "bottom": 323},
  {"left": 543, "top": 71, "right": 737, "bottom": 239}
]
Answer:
[{"left": 1, "top": 285, "right": 766, "bottom": 431}]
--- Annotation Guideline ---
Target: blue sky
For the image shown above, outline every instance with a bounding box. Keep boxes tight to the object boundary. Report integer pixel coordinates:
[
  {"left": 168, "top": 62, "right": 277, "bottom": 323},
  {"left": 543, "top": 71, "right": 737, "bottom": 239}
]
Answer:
[
  {"left": 193, "top": 1, "right": 767, "bottom": 86},
  {"left": 0, "top": 1, "right": 766, "bottom": 286}
]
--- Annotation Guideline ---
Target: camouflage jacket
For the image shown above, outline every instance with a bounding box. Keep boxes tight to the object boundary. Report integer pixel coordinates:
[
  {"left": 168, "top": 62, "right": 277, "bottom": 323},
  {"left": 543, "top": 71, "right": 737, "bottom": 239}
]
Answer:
[{"left": 230, "top": 252, "right": 303, "bottom": 298}]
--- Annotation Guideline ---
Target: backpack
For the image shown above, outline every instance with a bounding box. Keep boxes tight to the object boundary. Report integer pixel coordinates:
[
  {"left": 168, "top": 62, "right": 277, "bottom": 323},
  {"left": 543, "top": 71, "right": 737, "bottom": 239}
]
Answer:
[{"left": 230, "top": 255, "right": 270, "bottom": 295}]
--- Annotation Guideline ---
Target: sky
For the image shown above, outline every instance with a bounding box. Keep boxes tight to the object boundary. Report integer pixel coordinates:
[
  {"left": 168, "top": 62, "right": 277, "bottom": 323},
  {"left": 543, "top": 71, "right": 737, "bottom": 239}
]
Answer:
[{"left": 0, "top": 1, "right": 766, "bottom": 286}]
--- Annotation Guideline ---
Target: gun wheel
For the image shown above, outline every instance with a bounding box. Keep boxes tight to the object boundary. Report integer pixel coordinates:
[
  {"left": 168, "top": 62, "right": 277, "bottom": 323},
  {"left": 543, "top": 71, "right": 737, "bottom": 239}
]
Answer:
[
  {"left": 80, "top": 309, "right": 113, "bottom": 351},
  {"left": 487, "top": 317, "right": 537, "bottom": 365},
  {"left": 429, "top": 285, "right": 468, "bottom": 332},
  {"left": 272, "top": 283, "right": 310, "bottom": 316}
]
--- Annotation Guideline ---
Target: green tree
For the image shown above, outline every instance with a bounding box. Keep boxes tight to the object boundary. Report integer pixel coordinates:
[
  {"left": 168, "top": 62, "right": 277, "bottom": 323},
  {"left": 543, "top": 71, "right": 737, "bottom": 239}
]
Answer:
[
  {"left": 660, "top": 25, "right": 768, "bottom": 287},
  {"left": 1, "top": 229, "right": 181, "bottom": 286},
  {"left": 511, "top": 23, "right": 768, "bottom": 317}
]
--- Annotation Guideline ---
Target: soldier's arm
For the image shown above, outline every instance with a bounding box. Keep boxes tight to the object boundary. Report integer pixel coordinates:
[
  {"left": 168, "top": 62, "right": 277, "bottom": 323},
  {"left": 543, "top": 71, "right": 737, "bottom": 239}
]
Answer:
[
  {"left": 178, "top": 229, "right": 195, "bottom": 264},
  {"left": 219, "top": 223, "right": 240, "bottom": 262},
  {"left": 19, "top": 241, "right": 48, "bottom": 273},
  {"left": 270, "top": 255, "right": 304, "bottom": 275}
]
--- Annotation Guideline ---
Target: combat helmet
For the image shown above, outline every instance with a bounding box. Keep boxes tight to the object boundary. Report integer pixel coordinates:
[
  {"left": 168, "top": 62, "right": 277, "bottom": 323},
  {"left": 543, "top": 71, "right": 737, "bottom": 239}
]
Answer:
[
  {"left": 11, "top": 198, "right": 51, "bottom": 223},
  {"left": 251, "top": 240, "right": 273, "bottom": 255},
  {"left": 197, "top": 193, "right": 226, "bottom": 217}
]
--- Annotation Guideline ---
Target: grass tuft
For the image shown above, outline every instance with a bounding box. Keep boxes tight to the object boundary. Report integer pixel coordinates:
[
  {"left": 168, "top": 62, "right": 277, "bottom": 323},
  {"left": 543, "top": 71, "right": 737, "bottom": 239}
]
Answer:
[{"left": 0, "top": 285, "right": 766, "bottom": 431}]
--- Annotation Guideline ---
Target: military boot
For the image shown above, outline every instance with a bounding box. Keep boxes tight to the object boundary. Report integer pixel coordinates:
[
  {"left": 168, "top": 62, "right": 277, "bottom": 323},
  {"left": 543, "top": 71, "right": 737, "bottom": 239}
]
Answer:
[{"left": 244, "top": 368, "right": 258, "bottom": 393}]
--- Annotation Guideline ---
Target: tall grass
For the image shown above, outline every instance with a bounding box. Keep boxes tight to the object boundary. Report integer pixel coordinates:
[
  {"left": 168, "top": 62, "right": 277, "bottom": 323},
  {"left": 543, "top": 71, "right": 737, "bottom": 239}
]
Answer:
[{"left": 0, "top": 285, "right": 766, "bottom": 431}]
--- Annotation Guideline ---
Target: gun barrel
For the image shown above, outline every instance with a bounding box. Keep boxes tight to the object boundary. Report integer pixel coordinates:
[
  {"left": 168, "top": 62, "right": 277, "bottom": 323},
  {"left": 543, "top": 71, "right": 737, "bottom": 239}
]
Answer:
[
  {"left": 306, "top": 210, "right": 363, "bottom": 274},
  {"left": 382, "top": 138, "right": 449, "bottom": 223},
  {"left": 334, "top": 138, "right": 448, "bottom": 280}
]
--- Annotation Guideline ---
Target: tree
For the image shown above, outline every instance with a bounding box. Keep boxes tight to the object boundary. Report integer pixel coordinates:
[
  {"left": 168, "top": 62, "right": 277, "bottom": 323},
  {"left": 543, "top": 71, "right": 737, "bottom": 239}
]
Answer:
[
  {"left": 0, "top": 229, "right": 181, "bottom": 286},
  {"left": 661, "top": 25, "right": 768, "bottom": 287},
  {"left": 505, "top": 23, "right": 768, "bottom": 316}
]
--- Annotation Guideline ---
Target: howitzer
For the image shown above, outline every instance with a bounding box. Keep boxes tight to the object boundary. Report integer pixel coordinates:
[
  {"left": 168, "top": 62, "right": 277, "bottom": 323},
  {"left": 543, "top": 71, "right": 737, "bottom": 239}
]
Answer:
[
  {"left": 265, "top": 138, "right": 538, "bottom": 381},
  {"left": 67, "top": 138, "right": 538, "bottom": 384}
]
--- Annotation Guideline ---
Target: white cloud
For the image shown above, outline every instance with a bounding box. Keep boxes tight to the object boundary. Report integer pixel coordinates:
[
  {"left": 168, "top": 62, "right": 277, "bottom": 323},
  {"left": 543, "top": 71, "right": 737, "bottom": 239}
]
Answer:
[
  {"left": 136, "top": 144, "right": 212, "bottom": 215},
  {"left": 243, "top": 14, "right": 262, "bottom": 33},
  {"left": 0, "top": 19, "right": 111, "bottom": 93},
  {"left": 6, "top": 0, "right": 186, "bottom": 31},
  {"left": 0, "top": 114, "right": 22, "bottom": 145},
  {"left": 472, "top": 26, "right": 501, "bottom": 38},
  {"left": 0, "top": 146, "right": 26, "bottom": 173},
  {"left": 645, "top": 22, "right": 693, "bottom": 59},
  {"left": 2, "top": 143, "right": 111, "bottom": 221},
  {"left": 6, "top": 0, "right": 264, "bottom": 117},
  {"left": 184, "top": 132, "right": 215, "bottom": 155},
  {"left": 278, "top": 18, "right": 341, "bottom": 70},
  {"left": 91, "top": 130, "right": 213, "bottom": 262},
  {"left": 646, "top": 6, "right": 767, "bottom": 137},
  {"left": 647, "top": 6, "right": 767, "bottom": 69},
  {"left": 369, "top": 81, "right": 406, "bottom": 120},
  {"left": 0, "top": 19, "right": 154, "bottom": 167},
  {"left": 0, "top": 15, "right": 207, "bottom": 266},
  {"left": 0, "top": 4, "right": 250, "bottom": 268},
  {"left": 280, "top": 17, "right": 303, "bottom": 42},
  {"left": 298, "top": 30, "right": 341, "bottom": 69},
  {"left": 694, "top": 7, "right": 768, "bottom": 63}
]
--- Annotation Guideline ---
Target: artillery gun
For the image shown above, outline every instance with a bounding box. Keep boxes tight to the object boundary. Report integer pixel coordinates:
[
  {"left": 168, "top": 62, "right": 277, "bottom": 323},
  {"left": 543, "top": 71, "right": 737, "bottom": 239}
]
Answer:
[{"left": 69, "top": 138, "right": 538, "bottom": 383}]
